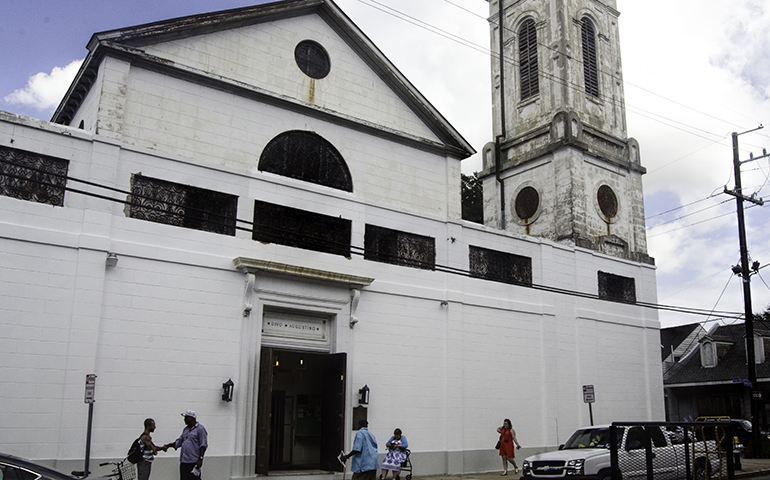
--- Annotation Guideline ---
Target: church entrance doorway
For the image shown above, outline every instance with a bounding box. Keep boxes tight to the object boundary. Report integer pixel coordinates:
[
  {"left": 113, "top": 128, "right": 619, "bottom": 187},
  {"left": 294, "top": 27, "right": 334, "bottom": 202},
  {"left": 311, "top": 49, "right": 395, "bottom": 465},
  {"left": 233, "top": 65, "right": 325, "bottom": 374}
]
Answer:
[{"left": 256, "top": 347, "right": 346, "bottom": 475}]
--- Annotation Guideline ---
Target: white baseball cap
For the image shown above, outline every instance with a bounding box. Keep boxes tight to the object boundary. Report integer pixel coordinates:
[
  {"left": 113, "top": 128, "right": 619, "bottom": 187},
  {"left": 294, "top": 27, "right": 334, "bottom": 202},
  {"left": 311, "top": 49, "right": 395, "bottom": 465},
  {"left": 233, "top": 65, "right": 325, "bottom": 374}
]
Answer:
[{"left": 182, "top": 410, "right": 197, "bottom": 419}]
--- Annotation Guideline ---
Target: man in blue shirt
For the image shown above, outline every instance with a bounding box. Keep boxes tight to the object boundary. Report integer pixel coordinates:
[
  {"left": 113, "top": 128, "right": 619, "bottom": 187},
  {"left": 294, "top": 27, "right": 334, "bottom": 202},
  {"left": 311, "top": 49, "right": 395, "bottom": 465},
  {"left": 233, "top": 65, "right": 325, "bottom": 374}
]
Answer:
[
  {"left": 164, "top": 410, "right": 208, "bottom": 480},
  {"left": 341, "top": 420, "right": 378, "bottom": 480}
]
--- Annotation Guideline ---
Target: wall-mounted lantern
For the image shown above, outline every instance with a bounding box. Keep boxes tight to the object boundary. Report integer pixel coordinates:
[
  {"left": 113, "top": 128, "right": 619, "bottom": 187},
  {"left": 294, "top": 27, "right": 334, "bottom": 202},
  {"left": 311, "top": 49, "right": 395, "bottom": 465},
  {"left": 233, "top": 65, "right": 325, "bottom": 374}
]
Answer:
[
  {"left": 358, "top": 384, "right": 370, "bottom": 405},
  {"left": 105, "top": 252, "right": 119, "bottom": 268},
  {"left": 222, "top": 378, "right": 234, "bottom": 402}
]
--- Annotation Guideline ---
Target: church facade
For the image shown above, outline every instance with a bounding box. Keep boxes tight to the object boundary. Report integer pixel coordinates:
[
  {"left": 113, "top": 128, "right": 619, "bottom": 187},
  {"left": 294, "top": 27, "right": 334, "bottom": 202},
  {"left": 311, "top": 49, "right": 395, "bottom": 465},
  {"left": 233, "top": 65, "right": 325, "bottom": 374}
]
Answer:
[{"left": 0, "top": 0, "right": 662, "bottom": 478}]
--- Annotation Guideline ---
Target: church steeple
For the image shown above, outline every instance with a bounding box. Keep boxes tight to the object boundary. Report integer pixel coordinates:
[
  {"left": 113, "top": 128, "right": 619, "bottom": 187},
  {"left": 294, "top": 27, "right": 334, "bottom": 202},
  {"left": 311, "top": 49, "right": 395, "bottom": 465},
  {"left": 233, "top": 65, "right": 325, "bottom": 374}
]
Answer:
[{"left": 482, "top": 0, "right": 652, "bottom": 264}]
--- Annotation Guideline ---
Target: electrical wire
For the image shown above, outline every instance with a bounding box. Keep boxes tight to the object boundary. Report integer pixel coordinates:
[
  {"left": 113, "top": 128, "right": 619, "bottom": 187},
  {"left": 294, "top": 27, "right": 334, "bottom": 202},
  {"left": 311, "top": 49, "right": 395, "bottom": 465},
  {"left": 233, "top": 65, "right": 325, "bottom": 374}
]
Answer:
[
  {"left": 646, "top": 191, "right": 723, "bottom": 221},
  {"left": 0, "top": 156, "right": 745, "bottom": 319},
  {"left": 437, "top": 0, "right": 768, "bottom": 173},
  {"left": 442, "top": 0, "right": 758, "bottom": 134},
  {"left": 360, "top": 0, "right": 745, "bottom": 146},
  {"left": 646, "top": 198, "right": 732, "bottom": 231}
]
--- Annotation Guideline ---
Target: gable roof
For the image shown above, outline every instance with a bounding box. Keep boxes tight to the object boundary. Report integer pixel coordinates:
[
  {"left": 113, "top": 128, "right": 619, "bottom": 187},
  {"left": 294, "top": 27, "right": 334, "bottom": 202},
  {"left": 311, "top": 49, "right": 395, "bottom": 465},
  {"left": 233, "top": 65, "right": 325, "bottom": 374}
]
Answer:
[
  {"left": 664, "top": 323, "right": 770, "bottom": 386},
  {"left": 660, "top": 323, "right": 704, "bottom": 361},
  {"left": 51, "top": 0, "right": 475, "bottom": 159}
]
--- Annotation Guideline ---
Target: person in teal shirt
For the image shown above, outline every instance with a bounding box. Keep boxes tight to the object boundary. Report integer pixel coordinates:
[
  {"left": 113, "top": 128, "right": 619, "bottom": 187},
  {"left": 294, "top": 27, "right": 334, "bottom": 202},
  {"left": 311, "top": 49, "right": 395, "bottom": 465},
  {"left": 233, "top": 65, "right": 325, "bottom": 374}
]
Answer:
[{"left": 341, "top": 420, "right": 378, "bottom": 480}]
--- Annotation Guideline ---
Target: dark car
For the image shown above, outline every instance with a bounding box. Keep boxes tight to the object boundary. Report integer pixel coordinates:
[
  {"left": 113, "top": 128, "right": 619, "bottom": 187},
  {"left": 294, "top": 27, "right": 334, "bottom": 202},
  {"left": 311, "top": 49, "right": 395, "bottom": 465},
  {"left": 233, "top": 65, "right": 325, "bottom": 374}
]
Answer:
[{"left": 0, "top": 453, "right": 106, "bottom": 480}]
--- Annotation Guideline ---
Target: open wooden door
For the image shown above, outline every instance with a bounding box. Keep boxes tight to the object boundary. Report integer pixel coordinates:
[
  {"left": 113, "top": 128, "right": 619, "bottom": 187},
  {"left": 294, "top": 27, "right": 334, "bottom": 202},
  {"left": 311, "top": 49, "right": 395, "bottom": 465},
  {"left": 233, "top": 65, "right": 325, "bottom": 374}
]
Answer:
[
  {"left": 256, "top": 347, "right": 273, "bottom": 475},
  {"left": 320, "top": 352, "right": 346, "bottom": 471}
]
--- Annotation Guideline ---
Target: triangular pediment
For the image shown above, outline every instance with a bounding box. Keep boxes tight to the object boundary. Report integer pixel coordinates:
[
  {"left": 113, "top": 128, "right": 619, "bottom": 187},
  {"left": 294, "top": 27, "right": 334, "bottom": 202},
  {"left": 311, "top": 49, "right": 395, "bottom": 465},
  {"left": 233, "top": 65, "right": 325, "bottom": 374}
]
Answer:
[{"left": 53, "top": 0, "right": 473, "bottom": 158}]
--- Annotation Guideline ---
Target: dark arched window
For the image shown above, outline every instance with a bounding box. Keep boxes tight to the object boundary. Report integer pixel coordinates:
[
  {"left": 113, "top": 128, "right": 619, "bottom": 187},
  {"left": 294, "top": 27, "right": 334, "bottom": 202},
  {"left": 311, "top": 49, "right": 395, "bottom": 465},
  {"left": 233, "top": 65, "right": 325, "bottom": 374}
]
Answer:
[
  {"left": 259, "top": 130, "right": 353, "bottom": 192},
  {"left": 581, "top": 18, "right": 599, "bottom": 97},
  {"left": 518, "top": 18, "right": 539, "bottom": 100}
]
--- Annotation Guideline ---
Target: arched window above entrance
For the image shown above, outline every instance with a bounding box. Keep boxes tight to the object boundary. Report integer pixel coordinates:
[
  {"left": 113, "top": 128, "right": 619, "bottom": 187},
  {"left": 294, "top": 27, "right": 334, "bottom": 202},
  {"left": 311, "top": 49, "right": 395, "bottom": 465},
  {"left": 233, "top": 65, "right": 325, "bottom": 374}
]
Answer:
[{"left": 258, "top": 130, "right": 353, "bottom": 192}]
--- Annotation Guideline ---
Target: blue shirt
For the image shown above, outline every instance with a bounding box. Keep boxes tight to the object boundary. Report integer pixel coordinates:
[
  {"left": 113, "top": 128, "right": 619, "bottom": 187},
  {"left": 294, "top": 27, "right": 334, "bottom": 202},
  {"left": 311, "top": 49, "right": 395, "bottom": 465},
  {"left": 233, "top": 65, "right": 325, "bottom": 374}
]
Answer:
[
  {"left": 386, "top": 435, "right": 408, "bottom": 450},
  {"left": 351, "top": 427, "right": 378, "bottom": 473},
  {"left": 174, "top": 422, "right": 208, "bottom": 464}
]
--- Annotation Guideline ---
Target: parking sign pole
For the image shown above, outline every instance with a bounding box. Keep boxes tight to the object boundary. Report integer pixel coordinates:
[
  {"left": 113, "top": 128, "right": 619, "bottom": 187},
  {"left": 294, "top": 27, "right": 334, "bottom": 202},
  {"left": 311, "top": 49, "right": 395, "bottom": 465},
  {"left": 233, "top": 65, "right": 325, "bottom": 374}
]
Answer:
[
  {"left": 583, "top": 385, "right": 595, "bottom": 426},
  {"left": 84, "top": 374, "right": 96, "bottom": 478}
]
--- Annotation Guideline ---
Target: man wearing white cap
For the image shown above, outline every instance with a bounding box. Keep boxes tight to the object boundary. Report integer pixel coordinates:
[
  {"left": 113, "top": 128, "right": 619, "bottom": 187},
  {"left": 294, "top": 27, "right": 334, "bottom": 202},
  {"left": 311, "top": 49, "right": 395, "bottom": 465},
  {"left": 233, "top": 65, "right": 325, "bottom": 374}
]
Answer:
[{"left": 164, "top": 410, "right": 208, "bottom": 480}]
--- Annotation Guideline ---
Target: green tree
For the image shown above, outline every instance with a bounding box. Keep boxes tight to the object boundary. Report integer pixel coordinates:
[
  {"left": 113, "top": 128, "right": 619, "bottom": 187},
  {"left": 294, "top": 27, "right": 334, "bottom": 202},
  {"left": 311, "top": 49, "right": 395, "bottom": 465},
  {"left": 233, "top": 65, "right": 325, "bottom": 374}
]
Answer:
[{"left": 461, "top": 172, "right": 483, "bottom": 224}]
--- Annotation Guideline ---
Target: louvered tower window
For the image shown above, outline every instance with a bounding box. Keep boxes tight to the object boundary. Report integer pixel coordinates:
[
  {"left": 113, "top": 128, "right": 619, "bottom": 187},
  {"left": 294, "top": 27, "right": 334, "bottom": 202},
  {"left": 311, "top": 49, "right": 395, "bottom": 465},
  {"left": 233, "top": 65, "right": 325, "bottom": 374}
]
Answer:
[
  {"left": 518, "top": 18, "right": 539, "bottom": 100},
  {"left": 581, "top": 18, "right": 599, "bottom": 97}
]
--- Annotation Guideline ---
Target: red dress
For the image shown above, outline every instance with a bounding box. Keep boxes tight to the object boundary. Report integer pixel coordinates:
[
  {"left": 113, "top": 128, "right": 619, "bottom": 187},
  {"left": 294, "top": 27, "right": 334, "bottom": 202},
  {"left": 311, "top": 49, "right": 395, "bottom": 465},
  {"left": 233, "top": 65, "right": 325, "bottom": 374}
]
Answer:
[{"left": 499, "top": 428, "right": 516, "bottom": 457}]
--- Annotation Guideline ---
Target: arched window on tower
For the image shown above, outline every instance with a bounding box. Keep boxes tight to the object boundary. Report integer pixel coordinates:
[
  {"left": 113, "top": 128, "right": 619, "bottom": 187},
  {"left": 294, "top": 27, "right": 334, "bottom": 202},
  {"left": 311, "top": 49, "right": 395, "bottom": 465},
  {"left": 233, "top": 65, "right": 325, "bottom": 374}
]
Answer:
[
  {"left": 258, "top": 130, "right": 353, "bottom": 192},
  {"left": 518, "top": 18, "right": 539, "bottom": 100},
  {"left": 581, "top": 17, "right": 599, "bottom": 97}
]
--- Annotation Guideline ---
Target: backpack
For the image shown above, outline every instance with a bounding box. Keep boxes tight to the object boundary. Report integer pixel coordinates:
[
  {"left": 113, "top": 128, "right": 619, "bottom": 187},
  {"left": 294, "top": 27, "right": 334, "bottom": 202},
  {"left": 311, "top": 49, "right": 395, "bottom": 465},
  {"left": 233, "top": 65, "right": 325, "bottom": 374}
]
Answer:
[{"left": 127, "top": 437, "right": 143, "bottom": 464}]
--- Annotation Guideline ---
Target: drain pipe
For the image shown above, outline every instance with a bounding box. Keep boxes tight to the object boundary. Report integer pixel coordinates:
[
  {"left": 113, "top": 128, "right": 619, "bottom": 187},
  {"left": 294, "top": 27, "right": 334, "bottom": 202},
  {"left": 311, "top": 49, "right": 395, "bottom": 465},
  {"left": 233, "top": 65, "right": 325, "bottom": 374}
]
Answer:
[{"left": 495, "top": 0, "right": 507, "bottom": 229}]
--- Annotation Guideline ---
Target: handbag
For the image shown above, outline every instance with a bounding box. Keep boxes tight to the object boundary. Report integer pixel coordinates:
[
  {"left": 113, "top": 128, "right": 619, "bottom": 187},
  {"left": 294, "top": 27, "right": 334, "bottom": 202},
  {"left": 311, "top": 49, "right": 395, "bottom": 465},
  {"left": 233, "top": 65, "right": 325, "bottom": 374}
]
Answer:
[{"left": 495, "top": 437, "right": 501, "bottom": 450}]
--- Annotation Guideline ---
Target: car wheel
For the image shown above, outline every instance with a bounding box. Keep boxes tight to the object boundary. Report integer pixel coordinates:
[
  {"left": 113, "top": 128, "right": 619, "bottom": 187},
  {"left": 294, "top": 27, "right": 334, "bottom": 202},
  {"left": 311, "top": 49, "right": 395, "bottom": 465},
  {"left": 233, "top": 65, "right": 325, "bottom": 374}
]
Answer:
[
  {"left": 694, "top": 460, "right": 710, "bottom": 480},
  {"left": 598, "top": 471, "right": 613, "bottom": 480}
]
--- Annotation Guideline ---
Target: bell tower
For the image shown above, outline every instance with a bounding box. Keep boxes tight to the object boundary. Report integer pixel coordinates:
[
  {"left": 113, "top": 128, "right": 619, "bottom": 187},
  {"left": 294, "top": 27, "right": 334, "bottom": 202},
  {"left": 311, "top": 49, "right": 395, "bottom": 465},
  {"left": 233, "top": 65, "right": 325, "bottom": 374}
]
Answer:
[{"left": 481, "top": 0, "right": 652, "bottom": 264}]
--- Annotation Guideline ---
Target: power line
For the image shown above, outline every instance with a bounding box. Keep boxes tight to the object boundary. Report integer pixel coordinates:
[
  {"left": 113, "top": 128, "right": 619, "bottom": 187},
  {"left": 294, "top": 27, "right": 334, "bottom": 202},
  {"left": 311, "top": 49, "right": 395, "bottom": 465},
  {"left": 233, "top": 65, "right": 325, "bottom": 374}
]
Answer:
[
  {"left": 0, "top": 155, "right": 745, "bottom": 319},
  {"left": 442, "top": 0, "right": 757, "bottom": 135},
  {"left": 646, "top": 197, "right": 732, "bottom": 231},
  {"left": 360, "top": 0, "right": 740, "bottom": 145},
  {"left": 646, "top": 191, "right": 723, "bottom": 220}
]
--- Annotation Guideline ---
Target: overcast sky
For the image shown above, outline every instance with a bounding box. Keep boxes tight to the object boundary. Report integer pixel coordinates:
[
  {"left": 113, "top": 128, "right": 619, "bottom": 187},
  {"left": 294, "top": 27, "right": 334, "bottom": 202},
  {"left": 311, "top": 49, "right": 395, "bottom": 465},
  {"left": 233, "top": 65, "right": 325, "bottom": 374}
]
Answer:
[{"left": 2, "top": 0, "right": 769, "bottom": 328}]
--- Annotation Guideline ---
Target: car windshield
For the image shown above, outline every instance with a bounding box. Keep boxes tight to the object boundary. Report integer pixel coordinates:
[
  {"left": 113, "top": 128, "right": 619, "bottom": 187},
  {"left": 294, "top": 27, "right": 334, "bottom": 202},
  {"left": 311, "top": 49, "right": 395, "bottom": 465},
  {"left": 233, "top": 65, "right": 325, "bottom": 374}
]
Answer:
[
  {"left": 735, "top": 420, "right": 752, "bottom": 432},
  {"left": 562, "top": 428, "right": 618, "bottom": 449}
]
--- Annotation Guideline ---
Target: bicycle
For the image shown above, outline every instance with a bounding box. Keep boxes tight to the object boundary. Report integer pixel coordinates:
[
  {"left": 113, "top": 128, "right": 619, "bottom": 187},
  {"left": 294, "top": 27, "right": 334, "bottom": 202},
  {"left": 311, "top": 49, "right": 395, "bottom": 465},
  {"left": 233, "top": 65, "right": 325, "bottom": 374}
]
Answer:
[{"left": 99, "top": 459, "right": 137, "bottom": 480}]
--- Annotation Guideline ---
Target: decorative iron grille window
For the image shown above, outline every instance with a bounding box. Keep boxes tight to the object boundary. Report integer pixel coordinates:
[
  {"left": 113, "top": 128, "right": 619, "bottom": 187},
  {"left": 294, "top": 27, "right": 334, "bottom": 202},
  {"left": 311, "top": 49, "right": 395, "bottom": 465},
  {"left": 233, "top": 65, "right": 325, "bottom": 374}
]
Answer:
[
  {"left": 518, "top": 18, "right": 539, "bottom": 100},
  {"left": 581, "top": 18, "right": 600, "bottom": 97},
  {"left": 0, "top": 145, "right": 68, "bottom": 206},
  {"left": 128, "top": 174, "right": 237, "bottom": 236},
  {"left": 253, "top": 200, "right": 351, "bottom": 257},
  {"left": 259, "top": 130, "right": 353, "bottom": 192},
  {"left": 469, "top": 246, "right": 532, "bottom": 285},
  {"left": 598, "top": 271, "right": 636, "bottom": 303},
  {"left": 364, "top": 224, "right": 435, "bottom": 270}
]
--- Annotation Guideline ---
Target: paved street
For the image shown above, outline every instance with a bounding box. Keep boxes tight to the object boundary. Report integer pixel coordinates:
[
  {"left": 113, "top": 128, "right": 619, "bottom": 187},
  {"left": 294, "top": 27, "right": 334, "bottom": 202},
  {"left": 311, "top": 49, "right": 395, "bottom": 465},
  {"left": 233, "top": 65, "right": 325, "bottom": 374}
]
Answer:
[{"left": 412, "top": 457, "right": 770, "bottom": 480}]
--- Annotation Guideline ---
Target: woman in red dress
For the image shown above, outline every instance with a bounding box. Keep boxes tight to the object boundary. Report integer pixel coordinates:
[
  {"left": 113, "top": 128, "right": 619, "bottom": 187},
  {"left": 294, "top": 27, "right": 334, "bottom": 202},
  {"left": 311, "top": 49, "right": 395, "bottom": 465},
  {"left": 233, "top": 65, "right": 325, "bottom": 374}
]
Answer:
[{"left": 496, "top": 419, "right": 521, "bottom": 475}]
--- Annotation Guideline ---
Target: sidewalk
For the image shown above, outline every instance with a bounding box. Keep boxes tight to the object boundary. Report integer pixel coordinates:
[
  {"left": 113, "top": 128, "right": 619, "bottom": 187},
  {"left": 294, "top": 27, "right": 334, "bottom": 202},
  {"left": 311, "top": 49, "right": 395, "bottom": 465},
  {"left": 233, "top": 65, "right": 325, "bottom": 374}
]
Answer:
[
  {"left": 412, "top": 457, "right": 770, "bottom": 480},
  {"left": 736, "top": 457, "right": 770, "bottom": 478}
]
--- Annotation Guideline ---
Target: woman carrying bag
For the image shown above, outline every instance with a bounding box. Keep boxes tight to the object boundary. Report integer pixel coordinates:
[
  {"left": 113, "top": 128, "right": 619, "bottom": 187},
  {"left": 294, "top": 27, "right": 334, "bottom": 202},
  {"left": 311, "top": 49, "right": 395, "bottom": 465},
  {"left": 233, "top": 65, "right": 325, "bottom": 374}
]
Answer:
[{"left": 496, "top": 419, "right": 521, "bottom": 475}]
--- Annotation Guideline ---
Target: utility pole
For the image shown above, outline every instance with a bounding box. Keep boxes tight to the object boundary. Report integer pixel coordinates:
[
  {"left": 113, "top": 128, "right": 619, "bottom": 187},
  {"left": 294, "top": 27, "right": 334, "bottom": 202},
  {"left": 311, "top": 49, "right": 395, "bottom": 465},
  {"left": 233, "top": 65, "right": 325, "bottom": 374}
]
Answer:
[{"left": 724, "top": 126, "right": 766, "bottom": 454}]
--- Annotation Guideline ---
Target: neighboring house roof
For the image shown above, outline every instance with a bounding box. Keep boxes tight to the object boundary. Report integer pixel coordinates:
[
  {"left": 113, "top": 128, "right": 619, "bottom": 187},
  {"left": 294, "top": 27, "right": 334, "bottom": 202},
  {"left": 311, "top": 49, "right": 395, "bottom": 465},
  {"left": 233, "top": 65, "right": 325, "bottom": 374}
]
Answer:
[
  {"left": 51, "top": 0, "right": 474, "bottom": 159},
  {"left": 664, "top": 323, "right": 770, "bottom": 386},
  {"left": 661, "top": 323, "right": 704, "bottom": 362}
]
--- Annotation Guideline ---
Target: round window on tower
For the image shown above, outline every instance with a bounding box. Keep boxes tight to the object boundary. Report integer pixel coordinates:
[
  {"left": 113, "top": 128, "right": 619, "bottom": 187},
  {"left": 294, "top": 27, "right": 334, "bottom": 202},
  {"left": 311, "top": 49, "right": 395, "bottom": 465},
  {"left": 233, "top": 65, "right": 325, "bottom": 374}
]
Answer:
[
  {"left": 597, "top": 184, "right": 618, "bottom": 220},
  {"left": 514, "top": 185, "right": 541, "bottom": 225},
  {"left": 295, "top": 40, "right": 331, "bottom": 79}
]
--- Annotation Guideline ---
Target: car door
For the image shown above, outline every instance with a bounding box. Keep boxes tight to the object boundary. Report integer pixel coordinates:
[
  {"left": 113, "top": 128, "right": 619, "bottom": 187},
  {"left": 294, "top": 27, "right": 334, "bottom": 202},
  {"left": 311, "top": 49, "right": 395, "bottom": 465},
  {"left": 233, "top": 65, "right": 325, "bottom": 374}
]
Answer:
[{"left": 620, "top": 427, "right": 677, "bottom": 480}]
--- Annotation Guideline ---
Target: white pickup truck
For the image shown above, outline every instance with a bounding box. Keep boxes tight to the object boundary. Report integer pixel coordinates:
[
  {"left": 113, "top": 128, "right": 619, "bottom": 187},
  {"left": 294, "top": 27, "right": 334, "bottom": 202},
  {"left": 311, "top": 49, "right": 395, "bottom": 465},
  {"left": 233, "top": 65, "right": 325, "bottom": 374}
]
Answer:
[{"left": 520, "top": 425, "right": 720, "bottom": 480}]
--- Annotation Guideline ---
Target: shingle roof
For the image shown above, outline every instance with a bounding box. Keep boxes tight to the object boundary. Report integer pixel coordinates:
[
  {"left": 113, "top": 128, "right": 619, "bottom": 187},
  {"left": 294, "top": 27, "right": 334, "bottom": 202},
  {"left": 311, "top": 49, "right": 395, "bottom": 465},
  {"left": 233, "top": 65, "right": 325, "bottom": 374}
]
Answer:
[
  {"left": 665, "top": 323, "right": 770, "bottom": 385},
  {"left": 661, "top": 323, "right": 701, "bottom": 361}
]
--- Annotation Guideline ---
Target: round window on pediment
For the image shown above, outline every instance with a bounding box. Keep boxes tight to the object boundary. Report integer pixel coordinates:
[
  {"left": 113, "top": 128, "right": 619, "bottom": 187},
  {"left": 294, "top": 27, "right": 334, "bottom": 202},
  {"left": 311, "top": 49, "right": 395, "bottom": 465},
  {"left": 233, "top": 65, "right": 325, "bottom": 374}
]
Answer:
[
  {"left": 295, "top": 40, "right": 331, "bottom": 79},
  {"left": 597, "top": 184, "right": 618, "bottom": 220}
]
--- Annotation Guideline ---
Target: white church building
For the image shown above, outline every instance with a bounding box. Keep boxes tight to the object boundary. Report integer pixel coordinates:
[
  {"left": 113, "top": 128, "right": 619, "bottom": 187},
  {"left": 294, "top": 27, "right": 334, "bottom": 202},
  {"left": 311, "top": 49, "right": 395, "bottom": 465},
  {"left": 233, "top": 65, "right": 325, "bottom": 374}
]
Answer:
[{"left": 0, "top": 0, "right": 663, "bottom": 478}]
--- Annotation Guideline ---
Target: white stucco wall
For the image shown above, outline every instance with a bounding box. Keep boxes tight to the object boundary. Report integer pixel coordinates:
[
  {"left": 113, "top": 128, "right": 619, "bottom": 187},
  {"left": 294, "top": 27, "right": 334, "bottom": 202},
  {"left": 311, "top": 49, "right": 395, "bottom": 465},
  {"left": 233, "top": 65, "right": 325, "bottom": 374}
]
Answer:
[{"left": 0, "top": 115, "right": 662, "bottom": 478}]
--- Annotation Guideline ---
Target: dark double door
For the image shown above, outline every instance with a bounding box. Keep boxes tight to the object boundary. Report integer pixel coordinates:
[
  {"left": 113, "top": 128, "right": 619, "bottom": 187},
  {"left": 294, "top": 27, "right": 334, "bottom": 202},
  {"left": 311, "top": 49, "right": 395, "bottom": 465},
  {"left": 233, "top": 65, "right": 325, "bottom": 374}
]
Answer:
[{"left": 256, "top": 348, "right": 346, "bottom": 474}]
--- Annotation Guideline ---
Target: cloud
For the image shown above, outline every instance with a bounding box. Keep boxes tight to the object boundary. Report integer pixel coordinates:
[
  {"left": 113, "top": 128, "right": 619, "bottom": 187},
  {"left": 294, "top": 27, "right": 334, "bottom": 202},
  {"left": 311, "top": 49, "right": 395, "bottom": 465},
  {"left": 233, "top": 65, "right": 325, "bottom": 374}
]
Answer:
[
  {"left": 4, "top": 59, "right": 83, "bottom": 113},
  {"left": 710, "top": 0, "right": 770, "bottom": 100}
]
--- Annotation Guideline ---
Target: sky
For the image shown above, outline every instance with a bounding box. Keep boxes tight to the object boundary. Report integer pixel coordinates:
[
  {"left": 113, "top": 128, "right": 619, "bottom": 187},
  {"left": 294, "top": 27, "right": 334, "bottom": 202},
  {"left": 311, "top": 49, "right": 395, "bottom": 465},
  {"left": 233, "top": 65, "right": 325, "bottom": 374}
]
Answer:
[{"left": 2, "top": 0, "right": 770, "bottom": 328}]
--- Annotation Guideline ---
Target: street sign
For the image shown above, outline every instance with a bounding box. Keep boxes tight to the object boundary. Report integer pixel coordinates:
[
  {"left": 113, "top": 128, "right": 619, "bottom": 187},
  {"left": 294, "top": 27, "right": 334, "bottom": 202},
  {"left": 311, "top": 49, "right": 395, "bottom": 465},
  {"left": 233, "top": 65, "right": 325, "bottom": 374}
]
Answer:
[
  {"left": 753, "top": 391, "right": 763, "bottom": 400},
  {"left": 583, "top": 384, "right": 595, "bottom": 403},
  {"left": 733, "top": 377, "right": 751, "bottom": 386},
  {"left": 84, "top": 374, "right": 96, "bottom": 404}
]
